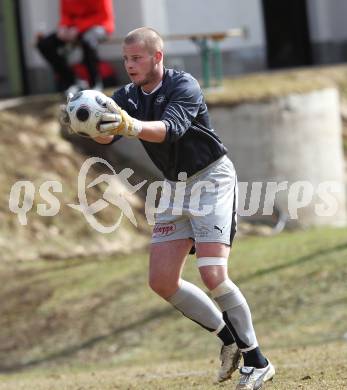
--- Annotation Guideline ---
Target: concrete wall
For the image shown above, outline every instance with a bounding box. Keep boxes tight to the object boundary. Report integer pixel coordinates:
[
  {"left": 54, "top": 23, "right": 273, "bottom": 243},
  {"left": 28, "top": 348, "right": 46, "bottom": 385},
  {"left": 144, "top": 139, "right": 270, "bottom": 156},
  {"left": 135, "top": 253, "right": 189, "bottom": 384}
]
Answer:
[
  {"left": 18, "top": 0, "right": 60, "bottom": 92},
  {"left": 164, "top": 0, "right": 265, "bottom": 55},
  {"left": 162, "top": 0, "right": 266, "bottom": 82},
  {"left": 211, "top": 88, "right": 346, "bottom": 227},
  {"left": 19, "top": 0, "right": 59, "bottom": 68}
]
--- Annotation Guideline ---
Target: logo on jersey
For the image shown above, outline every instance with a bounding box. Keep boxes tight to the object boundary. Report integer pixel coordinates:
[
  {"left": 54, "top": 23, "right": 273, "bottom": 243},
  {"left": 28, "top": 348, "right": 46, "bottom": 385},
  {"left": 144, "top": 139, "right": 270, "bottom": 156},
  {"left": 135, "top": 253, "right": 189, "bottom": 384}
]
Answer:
[
  {"left": 155, "top": 95, "right": 166, "bottom": 105},
  {"left": 128, "top": 98, "right": 138, "bottom": 110}
]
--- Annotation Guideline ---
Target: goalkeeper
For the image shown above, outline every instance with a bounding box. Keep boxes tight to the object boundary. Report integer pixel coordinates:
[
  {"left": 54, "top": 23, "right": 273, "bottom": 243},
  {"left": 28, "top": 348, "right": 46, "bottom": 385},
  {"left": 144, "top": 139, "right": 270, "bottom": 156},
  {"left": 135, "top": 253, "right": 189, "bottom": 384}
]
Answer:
[{"left": 63, "top": 27, "right": 275, "bottom": 389}]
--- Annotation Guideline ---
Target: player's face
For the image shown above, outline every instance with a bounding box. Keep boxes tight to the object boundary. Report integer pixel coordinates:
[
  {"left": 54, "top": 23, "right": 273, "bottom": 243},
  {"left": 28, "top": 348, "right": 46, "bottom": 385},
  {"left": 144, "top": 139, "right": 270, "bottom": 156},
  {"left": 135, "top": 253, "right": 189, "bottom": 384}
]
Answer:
[{"left": 122, "top": 42, "right": 162, "bottom": 92}]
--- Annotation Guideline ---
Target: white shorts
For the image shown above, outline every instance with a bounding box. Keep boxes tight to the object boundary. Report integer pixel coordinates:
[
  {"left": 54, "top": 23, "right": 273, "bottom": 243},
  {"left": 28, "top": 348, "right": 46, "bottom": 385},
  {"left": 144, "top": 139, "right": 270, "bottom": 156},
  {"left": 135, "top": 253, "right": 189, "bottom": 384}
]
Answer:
[{"left": 151, "top": 155, "right": 238, "bottom": 246}]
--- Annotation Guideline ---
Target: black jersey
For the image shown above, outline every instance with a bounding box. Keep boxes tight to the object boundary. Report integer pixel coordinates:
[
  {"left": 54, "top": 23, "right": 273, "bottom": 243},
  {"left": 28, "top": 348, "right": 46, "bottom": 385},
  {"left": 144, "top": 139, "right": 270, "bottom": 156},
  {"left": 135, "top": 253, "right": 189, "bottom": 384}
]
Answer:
[{"left": 112, "top": 68, "right": 227, "bottom": 181}]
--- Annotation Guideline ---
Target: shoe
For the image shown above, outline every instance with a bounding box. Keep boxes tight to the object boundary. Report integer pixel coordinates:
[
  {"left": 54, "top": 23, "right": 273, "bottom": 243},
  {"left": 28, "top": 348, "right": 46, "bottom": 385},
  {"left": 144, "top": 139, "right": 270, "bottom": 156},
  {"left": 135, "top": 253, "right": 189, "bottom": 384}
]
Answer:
[
  {"left": 236, "top": 361, "right": 275, "bottom": 389},
  {"left": 216, "top": 343, "right": 241, "bottom": 383}
]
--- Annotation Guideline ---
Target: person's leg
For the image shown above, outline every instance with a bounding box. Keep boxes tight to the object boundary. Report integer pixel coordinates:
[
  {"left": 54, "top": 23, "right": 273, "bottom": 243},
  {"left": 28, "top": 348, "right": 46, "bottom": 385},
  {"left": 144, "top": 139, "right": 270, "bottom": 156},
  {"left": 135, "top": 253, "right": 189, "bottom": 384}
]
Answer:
[
  {"left": 149, "top": 239, "right": 227, "bottom": 333},
  {"left": 150, "top": 175, "right": 237, "bottom": 382},
  {"left": 186, "top": 155, "right": 273, "bottom": 385},
  {"left": 196, "top": 243, "right": 266, "bottom": 365},
  {"left": 194, "top": 242, "right": 242, "bottom": 382},
  {"left": 149, "top": 237, "right": 237, "bottom": 383},
  {"left": 196, "top": 242, "right": 275, "bottom": 388},
  {"left": 80, "top": 27, "right": 106, "bottom": 88},
  {"left": 36, "top": 32, "right": 75, "bottom": 89}
]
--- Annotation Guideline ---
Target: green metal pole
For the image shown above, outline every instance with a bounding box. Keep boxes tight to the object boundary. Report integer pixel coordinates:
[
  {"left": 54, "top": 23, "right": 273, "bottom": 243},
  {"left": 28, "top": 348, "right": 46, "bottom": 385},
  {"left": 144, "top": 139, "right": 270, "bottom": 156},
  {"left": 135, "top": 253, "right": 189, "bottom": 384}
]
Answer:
[
  {"left": 212, "top": 40, "right": 223, "bottom": 87},
  {"left": 2, "top": 0, "right": 23, "bottom": 96}
]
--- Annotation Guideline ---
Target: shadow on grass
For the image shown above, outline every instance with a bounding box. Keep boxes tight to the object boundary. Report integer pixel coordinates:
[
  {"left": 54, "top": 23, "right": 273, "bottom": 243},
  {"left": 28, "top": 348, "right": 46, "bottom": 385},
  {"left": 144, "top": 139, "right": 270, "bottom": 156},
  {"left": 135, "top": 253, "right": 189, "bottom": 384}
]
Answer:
[
  {"left": 5, "top": 252, "right": 137, "bottom": 280},
  {"left": 0, "top": 306, "right": 175, "bottom": 373},
  {"left": 237, "top": 242, "right": 347, "bottom": 283}
]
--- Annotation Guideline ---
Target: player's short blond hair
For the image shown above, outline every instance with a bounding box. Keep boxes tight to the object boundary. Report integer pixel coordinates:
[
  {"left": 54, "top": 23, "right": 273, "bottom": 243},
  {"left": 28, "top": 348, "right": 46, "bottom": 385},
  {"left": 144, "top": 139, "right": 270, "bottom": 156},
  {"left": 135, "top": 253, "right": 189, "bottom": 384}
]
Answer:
[{"left": 124, "top": 27, "right": 164, "bottom": 54}]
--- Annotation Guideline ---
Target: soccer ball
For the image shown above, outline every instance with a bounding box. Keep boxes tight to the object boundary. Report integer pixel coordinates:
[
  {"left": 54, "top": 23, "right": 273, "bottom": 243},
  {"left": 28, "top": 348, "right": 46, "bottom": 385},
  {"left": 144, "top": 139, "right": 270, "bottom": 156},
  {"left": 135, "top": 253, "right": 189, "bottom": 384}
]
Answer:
[{"left": 66, "top": 89, "right": 108, "bottom": 137}]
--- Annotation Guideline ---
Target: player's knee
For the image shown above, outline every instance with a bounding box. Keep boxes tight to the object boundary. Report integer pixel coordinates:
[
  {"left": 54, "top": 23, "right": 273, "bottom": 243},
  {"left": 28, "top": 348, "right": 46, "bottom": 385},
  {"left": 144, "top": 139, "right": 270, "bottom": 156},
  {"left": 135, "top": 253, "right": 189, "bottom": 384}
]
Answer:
[
  {"left": 210, "top": 278, "right": 241, "bottom": 299},
  {"left": 148, "top": 274, "right": 179, "bottom": 299},
  {"left": 200, "top": 272, "right": 227, "bottom": 290},
  {"left": 197, "top": 257, "right": 228, "bottom": 290}
]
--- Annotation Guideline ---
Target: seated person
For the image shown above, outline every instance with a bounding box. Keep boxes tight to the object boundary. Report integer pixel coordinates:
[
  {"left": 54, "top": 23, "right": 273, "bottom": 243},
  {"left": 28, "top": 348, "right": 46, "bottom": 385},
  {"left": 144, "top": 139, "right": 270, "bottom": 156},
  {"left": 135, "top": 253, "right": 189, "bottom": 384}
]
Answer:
[{"left": 37, "top": 0, "right": 114, "bottom": 95}]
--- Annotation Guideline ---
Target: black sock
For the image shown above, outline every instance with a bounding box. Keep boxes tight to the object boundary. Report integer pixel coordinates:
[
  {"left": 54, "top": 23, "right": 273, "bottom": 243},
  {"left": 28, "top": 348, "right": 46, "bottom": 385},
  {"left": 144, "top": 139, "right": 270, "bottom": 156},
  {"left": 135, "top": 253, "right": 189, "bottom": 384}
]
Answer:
[
  {"left": 242, "top": 347, "right": 267, "bottom": 368},
  {"left": 217, "top": 325, "right": 235, "bottom": 346}
]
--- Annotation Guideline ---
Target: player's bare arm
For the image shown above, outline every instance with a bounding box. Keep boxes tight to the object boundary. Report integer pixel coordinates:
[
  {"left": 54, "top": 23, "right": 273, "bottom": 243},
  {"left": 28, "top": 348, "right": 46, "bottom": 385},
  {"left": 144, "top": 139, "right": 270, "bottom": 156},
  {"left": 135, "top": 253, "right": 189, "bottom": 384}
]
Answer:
[{"left": 137, "top": 121, "right": 166, "bottom": 142}]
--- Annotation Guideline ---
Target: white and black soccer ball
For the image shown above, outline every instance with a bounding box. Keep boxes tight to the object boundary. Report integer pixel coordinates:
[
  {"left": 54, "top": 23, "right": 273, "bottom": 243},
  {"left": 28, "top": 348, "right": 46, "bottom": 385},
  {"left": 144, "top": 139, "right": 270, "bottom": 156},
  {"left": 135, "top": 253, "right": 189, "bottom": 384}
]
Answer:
[{"left": 66, "top": 89, "right": 108, "bottom": 137}]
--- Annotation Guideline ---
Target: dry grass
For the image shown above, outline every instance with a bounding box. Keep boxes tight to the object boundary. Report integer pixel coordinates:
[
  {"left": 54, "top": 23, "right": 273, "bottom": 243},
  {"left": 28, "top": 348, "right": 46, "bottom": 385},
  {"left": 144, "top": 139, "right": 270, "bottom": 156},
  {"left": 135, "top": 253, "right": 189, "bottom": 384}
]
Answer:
[
  {"left": 205, "top": 64, "right": 347, "bottom": 105},
  {"left": 0, "top": 227, "right": 346, "bottom": 388},
  {"left": 0, "top": 342, "right": 346, "bottom": 389},
  {"left": 0, "top": 105, "right": 150, "bottom": 262}
]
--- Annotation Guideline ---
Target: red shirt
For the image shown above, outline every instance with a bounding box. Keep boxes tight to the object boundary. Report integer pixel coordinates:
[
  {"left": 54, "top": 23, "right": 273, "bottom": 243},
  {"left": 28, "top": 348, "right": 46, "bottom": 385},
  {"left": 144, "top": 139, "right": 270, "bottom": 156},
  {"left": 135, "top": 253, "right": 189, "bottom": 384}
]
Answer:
[{"left": 59, "top": 0, "right": 115, "bottom": 34}]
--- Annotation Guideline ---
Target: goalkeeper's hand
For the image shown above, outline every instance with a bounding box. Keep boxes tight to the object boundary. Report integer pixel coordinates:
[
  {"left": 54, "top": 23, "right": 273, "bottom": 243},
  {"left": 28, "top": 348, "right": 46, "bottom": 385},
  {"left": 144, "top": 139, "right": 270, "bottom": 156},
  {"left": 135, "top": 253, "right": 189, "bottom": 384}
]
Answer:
[{"left": 99, "top": 98, "right": 142, "bottom": 138}]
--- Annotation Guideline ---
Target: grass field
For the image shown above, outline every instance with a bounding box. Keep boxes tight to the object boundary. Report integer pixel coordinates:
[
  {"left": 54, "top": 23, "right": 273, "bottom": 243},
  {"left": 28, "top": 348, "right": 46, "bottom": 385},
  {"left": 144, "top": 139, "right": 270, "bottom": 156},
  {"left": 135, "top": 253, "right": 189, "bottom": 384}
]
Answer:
[
  {"left": 0, "top": 227, "right": 346, "bottom": 389},
  {"left": 1, "top": 342, "right": 346, "bottom": 389}
]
